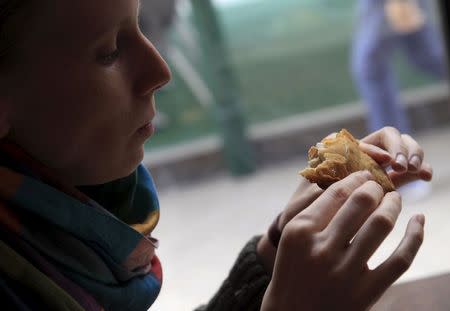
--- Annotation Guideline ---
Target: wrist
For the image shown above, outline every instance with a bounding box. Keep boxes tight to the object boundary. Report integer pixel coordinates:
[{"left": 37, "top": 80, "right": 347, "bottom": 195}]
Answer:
[{"left": 257, "top": 233, "right": 277, "bottom": 273}]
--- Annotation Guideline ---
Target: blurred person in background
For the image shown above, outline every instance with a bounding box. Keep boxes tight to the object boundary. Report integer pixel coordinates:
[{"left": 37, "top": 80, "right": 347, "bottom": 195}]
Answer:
[
  {"left": 351, "top": 0, "right": 446, "bottom": 199},
  {"left": 352, "top": 0, "right": 447, "bottom": 133},
  {"left": 0, "top": 0, "right": 434, "bottom": 310}
]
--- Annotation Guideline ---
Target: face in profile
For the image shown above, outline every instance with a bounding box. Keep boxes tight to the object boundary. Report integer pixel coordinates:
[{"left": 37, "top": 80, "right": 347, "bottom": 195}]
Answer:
[{"left": 0, "top": 0, "right": 171, "bottom": 185}]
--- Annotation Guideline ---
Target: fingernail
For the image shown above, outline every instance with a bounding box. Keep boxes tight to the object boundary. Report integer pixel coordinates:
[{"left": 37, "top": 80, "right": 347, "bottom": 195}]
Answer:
[
  {"left": 395, "top": 153, "right": 408, "bottom": 170},
  {"left": 416, "top": 214, "right": 425, "bottom": 226},
  {"left": 409, "top": 155, "right": 421, "bottom": 171}
]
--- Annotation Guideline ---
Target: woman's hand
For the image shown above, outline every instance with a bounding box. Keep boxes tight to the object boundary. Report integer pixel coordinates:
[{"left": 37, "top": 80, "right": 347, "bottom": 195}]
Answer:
[
  {"left": 359, "top": 126, "right": 433, "bottom": 188},
  {"left": 257, "top": 177, "right": 323, "bottom": 272},
  {"left": 257, "top": 126, "right": 431, "bottom": 272},
  {"left": 261, "top": 171, "right": 425, "bottom": 311}
]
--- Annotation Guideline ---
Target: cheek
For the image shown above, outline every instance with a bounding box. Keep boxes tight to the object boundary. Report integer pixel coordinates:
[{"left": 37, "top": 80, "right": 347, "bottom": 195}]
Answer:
[
  {"left": 35, "top": 64, "right": 129, "bottom": 127},
  {"left": 77, "top": 71, "right": 134, "bottom": 145},
  {"left": 17, "top": 68, "right": 129, "bottom": 155},
  {"left": 14, "top": 54, "right": 139, "bottom": 175}
]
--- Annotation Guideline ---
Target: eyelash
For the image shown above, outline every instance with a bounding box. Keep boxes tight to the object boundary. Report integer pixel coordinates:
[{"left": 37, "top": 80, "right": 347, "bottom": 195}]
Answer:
[{"left": 99, "top": 49, "right": 120, "bottom": 65}]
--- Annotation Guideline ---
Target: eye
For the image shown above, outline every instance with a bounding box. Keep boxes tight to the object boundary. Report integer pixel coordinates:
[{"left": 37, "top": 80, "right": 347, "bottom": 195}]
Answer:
[{"left": 98, "top": 49, "right": 120, "bottom": 65}]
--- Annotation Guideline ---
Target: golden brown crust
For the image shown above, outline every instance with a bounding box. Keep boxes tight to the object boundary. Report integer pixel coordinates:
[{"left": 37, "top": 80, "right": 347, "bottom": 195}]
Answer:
[{"left": 299, "top": 129, "right": 395, "bottom": 193}]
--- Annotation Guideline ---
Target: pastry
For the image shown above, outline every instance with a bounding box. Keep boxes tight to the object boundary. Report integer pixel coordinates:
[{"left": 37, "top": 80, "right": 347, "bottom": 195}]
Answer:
[{"left": 299, "top": 129, "right": 395, "bottom": 193}]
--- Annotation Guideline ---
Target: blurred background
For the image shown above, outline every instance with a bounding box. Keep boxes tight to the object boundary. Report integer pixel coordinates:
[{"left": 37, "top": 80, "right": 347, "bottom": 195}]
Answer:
[{"left": 138, "top": 0, "right": 450, "bottom": 310}]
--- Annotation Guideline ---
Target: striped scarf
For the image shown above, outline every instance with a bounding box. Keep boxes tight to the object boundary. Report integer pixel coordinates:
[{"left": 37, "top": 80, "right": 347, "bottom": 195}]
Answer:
[{"left": 0, "top": 140, "right": 162, "bottom": 310}]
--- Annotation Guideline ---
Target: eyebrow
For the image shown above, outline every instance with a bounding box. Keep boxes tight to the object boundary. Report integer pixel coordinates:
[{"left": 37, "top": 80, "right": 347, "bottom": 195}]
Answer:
[{"left": 87, "top": 0, "right": 142, "bottom": 44}]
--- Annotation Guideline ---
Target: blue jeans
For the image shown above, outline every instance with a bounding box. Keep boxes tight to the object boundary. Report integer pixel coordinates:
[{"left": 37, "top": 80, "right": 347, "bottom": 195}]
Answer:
[{"left": 351, "top": 0, "right": 447, "bottom": 133}]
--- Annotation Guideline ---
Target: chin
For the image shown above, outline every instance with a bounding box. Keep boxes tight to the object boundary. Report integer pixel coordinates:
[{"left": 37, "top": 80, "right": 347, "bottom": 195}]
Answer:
[
  {"left": 78, "top": 149, "right": 144, "bottom": 186},
  {"left": 89, "top": 165, "right": 139, "bottom": 185},
  {"left": 122, "top": 146, "right": 145, "bottom": 176}
]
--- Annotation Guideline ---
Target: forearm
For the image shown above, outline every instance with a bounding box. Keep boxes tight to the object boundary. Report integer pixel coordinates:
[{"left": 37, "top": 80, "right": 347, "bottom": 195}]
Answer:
[{"left": 194, "top": 236, "right": 271, "bottom": 311}]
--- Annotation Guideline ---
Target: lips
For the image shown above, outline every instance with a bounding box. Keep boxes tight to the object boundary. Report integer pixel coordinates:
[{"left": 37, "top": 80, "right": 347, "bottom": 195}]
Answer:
[
  {"left": 136, "top": 112, "right": 155, "bottom": 133},
  {"left": 136, "top": 121, "right": 155, "bottom": 138},
  {"left": 138, "top": 121, "right": 151, "bottom": 130},
  {"left": 136, "top": 98, "right": 156, "bottom": 138}
]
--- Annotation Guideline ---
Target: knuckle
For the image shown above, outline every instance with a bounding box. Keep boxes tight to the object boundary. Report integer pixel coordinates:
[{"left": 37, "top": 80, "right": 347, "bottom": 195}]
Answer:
[
  {"left": 328, "top": 184, "right": 351, "bottom": 202},
  {"left": 295, "top": 213, "right": 316, "bottom": 226},
  {"left": 310, "top": 242, "right": 333, "bottom": 264},
  {"left": 329, "top": 265, "right": 349, "bottom": 285},
  {"left": 384, "top": 126, "right": 400, "bottom": 136},
  {"left": 391, "top": 253, "right": 413, "bottom": 273},
  {"left": 352, "top": 188, "right": 379, "bottom": 208},
  {"left": 283, "top": 220, "right": 315, "bottom": 243},
  {"left": 388, "top": 191, "right": 402, "bottom": 203},
  {"left": 370, "top": 180, "right": 385, "bottom": 195},
  {"left": 353, "top": 171, "right": 371, "bottom": 183},
  {"left": 387, "top": 192, "right": 403, "bottom": 212},
  {"left": 399, "top": 145, "right": 408, "bottom": 154},
  {"left": 402, "top": 134, "right": 424, "bottom": 155},
  {"left": 371, "top": 214, "right": 395, "bottom": 233},
  {"left": 401, "top": 133, "right": 413, "bottom": 142}
]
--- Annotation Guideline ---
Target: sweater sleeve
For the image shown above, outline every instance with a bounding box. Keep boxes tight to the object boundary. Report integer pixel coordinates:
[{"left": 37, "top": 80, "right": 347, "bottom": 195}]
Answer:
[{"left": 193, "top": 236, "right": 271, "bottom": 311}]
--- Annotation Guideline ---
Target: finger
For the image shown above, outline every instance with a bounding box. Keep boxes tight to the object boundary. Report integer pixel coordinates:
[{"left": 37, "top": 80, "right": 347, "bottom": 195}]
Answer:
[
  {"left": 344, "top": 192, "right": 402, "bottom": 266},
  {"left": 280, "top": 176, "right": 324, "bottom": 228},
  {"left": 294, "top": 171, "right": 373, "bottom": 231},
  {"left": 323, "top": 181, "right": 384, "bottom": 248},
  {"left": 418, "top": 163, "right": 433, "bottom": 181},
  {"left": 389, "top": 162, "right": 433, "bottom": 188},
  {"left": 361, "top": 127, "right": 408, "bottom": 172},
  {"left": 366, "top": 214, "right": 425, "bottom": 301},
  {"left": 359, "top": 142, "right": 392, "bottom": 167},
  {"left": 401, "top": 134, "right": 424, "bottom": 172}
]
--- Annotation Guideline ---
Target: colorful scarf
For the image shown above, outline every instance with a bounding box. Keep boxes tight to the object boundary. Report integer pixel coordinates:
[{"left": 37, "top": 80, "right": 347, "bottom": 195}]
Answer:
[{"left": 0, "top": 140, "right": 162, "bottom": 310}]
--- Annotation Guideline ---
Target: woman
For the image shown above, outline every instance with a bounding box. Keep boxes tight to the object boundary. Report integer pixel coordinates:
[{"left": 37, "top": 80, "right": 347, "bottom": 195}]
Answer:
[{"left": 0, "top": 0, "right": 433, "bottom": 310}]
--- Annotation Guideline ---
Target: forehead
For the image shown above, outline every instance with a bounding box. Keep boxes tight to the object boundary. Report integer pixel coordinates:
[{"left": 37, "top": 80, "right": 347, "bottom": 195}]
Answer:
[{"left": 35, "top": 0, "right": 140, "bottom": 43}]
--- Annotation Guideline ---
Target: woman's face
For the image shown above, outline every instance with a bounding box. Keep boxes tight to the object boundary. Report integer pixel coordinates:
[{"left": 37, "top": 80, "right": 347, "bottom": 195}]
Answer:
[{"left": 1, "top": 0, "right": 171, "bottom": 185}]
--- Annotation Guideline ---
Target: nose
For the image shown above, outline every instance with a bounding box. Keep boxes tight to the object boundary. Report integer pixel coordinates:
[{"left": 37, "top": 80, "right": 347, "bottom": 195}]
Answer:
[{"left": 134, "top": 34, "right": 172, "bottom": 97}]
